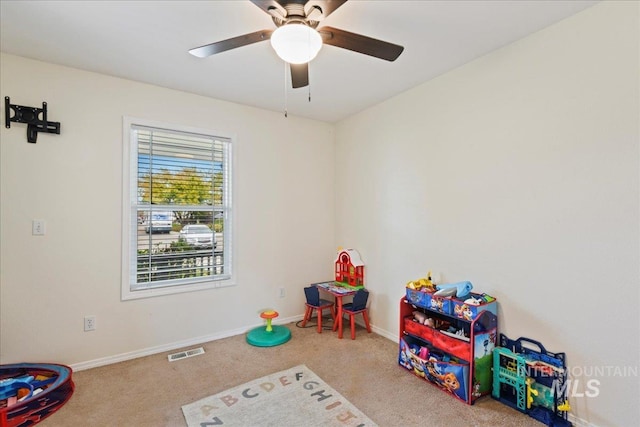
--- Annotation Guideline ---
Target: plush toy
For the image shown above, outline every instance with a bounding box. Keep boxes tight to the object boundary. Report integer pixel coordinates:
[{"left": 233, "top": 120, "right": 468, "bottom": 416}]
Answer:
[
  {"left": 413, "top": 310, "right": 435, "bottom": 327},
  {"left": 413, "top": 311, "right": 427, "bottom": 324}
]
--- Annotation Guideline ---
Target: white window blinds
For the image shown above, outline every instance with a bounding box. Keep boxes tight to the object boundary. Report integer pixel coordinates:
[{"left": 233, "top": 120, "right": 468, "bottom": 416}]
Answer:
[{"left": 129, "top": 124, "right": 231, "bottom": 291}]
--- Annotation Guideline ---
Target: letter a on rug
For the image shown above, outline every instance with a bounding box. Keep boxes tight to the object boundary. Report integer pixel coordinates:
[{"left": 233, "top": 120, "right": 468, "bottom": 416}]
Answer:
[{"left": 182, "top": 364, "right": 377, "bottom": 426}]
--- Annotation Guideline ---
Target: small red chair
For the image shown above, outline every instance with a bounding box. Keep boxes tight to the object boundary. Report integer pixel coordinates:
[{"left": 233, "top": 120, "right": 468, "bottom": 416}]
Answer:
[
  {"left": 335, "top": 288, "right": 372, "bottom": 340},
  {"left": 301, "top": 286, "right": 335, "bottom": 333}
]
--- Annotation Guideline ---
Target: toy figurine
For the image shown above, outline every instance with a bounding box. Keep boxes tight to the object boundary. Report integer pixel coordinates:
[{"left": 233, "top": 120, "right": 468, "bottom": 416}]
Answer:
[{"left": 406, "top": 271, "right": 436, "bottom": 292}]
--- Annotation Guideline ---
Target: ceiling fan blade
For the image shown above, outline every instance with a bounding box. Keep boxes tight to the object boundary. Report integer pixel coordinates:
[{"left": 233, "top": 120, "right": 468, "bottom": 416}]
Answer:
[
  {"left": 305, "top": 0, "right": 348, "bottom": 20},
  {"left": 290, "top": 63, "right": 309, "bottom": 88},
  {"left": 318, "top": 26, "right": 404, "bottom": 61},
  {"left": 189, "top": 30, "right": 273, "bottom": 58}
]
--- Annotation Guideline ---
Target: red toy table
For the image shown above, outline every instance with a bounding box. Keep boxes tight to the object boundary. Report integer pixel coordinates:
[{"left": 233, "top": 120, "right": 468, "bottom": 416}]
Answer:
[{"left": 314, "top": 281, "right": 357, "bottom": 339}]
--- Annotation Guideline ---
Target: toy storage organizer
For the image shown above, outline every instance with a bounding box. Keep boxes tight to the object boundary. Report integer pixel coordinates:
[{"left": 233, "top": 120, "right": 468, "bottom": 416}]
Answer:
[{"left": 398, "top": 290, "right": 497, "bottom": 404}]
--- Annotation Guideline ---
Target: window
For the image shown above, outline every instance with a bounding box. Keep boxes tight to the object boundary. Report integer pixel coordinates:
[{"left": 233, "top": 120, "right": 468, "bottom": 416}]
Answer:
[{"left": 122, "top": 117, "right": 233, "bottom": 300}]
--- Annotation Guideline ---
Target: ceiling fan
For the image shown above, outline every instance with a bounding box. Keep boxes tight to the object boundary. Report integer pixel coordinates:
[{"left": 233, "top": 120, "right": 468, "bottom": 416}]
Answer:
[{"left": 189, "top": 0, "right": 404, "bottom": 89}]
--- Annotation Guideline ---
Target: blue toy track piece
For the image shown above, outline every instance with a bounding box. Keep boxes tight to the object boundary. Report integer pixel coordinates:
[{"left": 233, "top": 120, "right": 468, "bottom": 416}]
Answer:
[{"left": 0, "top": 363, "right": 74, "bottom": 426}]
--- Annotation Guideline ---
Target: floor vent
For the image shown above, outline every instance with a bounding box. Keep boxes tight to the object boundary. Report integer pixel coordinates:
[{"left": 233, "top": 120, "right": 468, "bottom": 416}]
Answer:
[{"left": 168, "top": 347, "right": 205, "bottom": 362}]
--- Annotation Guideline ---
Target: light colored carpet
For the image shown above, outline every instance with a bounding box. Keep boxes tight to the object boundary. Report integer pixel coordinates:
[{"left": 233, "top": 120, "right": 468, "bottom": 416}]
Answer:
[
  {"left": 182, "top": 364, "right": 377, "bottom": 426},
  {"left": 40, "top": 320, "right": 542, "bottom": 426}
]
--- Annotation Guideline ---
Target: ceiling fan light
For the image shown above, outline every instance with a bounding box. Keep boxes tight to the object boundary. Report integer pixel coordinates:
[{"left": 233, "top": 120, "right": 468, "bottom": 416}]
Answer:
[{"left": 270, "top": 24, "right": 322, "bottom": 64}]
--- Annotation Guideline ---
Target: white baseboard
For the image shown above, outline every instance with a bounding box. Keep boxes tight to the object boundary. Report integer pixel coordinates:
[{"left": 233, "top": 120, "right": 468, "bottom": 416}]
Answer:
[
  {"left": 568, "top": 413, "right": 599, "bottom": 427},
  {"left": 372, "top": 324, "right": 398, "bottom": 342},
  {"left": 70, "top": 314, "right": 303, "bottom": 372}
]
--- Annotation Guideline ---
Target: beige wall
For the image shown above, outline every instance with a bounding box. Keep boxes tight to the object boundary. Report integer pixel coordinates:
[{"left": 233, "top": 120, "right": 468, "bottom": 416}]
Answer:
[
  {"left": 334, "top": 2, "right": 638, "bottom": 426},
  {"left": 0, "top": 53, "right": 336, "bottom": 367},
  {"left": 1, "top": 1, "right": 638, "bottom": 426}
]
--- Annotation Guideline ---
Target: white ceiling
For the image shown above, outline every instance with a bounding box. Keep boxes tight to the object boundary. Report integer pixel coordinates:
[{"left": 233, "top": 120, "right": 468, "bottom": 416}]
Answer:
[{"left": 1, "top": 0, "right": 598, "bottom": 123}]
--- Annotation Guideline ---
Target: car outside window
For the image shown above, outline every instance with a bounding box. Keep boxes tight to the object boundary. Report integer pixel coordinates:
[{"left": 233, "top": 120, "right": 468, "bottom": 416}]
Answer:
[{"left": 183, "top": 225, "right": 211, "bottom": 233}]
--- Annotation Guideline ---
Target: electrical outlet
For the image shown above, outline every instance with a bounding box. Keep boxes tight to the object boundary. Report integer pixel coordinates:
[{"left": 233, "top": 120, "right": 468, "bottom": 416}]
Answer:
[
  {"left": 84, "top": 315, "right": 96, "bottom": 331},
  {"left": 279, "top": 287, "right": 285, "bottom": 298},
  {"left": 32, "top": 220, "right": 46, "bottom": 235}
]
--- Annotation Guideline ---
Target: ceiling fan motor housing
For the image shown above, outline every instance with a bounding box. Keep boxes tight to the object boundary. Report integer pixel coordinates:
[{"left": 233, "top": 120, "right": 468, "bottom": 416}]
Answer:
[{"left": 269, "top": 3, "right": 321, "bottom": 28}]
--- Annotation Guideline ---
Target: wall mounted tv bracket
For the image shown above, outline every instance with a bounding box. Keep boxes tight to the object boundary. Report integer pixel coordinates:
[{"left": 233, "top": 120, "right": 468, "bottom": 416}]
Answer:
[{"left": 5, "top": 97, "right": 61, "bottom": 143}]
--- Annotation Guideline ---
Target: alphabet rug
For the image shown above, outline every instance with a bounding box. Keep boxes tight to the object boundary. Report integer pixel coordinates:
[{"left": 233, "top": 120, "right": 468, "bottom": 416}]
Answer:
[{"left": 182, "top": 364, "right": 377, "bottom": 426}]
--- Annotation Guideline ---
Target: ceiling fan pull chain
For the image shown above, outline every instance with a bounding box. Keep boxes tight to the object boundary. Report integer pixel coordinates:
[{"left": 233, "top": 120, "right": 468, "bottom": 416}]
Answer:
[
  {"left": 307, "top": 31, "right": 312, "bottom": 103},
  {"left": 284, "top": 61, "right": 288, "bottom": 118},
  {"left": 307, "top": 61, "right": 311, "bottom": 102}
]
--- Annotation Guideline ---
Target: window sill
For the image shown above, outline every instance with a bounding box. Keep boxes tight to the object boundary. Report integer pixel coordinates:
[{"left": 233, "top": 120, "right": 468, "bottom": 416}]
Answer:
[{"left": 122, "top": 276, "right": 234, "bottom": 301}]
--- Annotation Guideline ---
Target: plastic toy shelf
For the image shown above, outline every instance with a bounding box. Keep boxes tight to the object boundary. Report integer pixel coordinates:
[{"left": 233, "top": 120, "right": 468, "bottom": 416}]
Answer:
[{"left": 398, "top": 293, "right": 497, "bottom": 405}]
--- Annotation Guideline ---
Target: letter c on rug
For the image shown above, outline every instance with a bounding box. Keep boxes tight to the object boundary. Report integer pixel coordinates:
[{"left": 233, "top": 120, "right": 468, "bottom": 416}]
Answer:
[{"left": 242, "top": 388, "right": 259, "bottom": 398}]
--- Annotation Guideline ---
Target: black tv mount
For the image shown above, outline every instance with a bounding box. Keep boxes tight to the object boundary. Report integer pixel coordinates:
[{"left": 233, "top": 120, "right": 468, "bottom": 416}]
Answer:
[{"left": 5, "top": 96, "right": 61, "bottom": 143}]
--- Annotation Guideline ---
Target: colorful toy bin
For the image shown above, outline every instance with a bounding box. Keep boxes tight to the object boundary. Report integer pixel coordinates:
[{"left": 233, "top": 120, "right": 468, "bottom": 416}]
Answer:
[
  {"left": 451, "top": 293, "right": 497, "bottom": 322},
  {"left": 405, "top": 288, "right": 452, "bottom": 314},
  {"left": 399, "top": 335, "right": 470, "bottom": 403}
]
